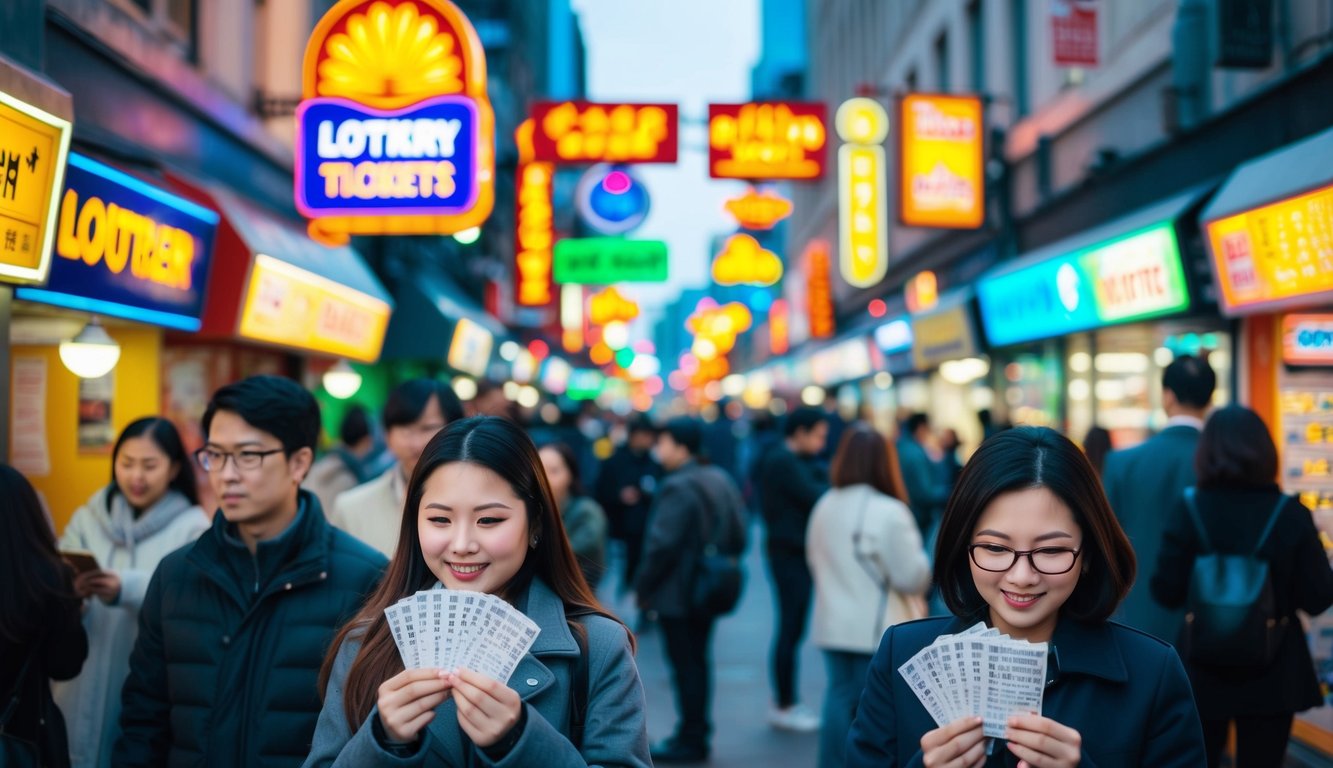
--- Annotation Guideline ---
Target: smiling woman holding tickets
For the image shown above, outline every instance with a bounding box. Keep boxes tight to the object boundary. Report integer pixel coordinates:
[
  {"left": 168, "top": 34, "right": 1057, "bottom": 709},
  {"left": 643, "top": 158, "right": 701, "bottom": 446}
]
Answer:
[
  {"left": 303, "top": 416, "right": 650, "bottom": 768},
  {"left": 845, "top": 427, "right": 1206, "bottom": 767}
]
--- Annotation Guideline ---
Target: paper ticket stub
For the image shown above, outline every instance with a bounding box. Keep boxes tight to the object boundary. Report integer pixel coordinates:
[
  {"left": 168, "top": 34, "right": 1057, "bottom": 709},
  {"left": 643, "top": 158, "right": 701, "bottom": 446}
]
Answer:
[{"left": 383, "top": 588, "right": 541, "bottom": 685}]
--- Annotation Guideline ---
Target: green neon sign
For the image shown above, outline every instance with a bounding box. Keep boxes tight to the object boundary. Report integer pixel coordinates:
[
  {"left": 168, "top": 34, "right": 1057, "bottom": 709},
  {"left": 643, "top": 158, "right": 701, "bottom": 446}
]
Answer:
[{"left": 553, "top": 238, "right": 669, "bottom": 284}]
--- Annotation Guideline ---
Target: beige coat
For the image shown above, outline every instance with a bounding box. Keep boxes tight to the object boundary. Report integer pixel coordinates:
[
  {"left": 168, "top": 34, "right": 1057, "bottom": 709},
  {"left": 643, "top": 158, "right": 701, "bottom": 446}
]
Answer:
[{"left": 329, "top": 468, "right": 405, "bottom": 558}]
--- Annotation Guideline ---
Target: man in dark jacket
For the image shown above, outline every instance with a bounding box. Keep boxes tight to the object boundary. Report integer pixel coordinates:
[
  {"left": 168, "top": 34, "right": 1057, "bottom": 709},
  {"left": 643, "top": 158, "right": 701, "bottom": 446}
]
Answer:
[
  {"left": 594, "top": 415, "right": 661, "bottom": 591},
  {"left": 113, "top": 376, "right": 386, "bottom": 768},
  {"left": 1102, "top": 354, "right": 1215, "bottom": 643},
  {"left": 755, "top": 406, "right": 829, "bottom": 732},
  {"left": 636, "top": 417, "right": 746, "bottom": 763}
]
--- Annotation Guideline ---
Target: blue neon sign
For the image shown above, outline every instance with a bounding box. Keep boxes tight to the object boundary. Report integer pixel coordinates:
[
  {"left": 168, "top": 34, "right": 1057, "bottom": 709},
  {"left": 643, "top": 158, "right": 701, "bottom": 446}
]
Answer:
[{"left": 17, "top": 153, "right": 219, "bottom": 331}]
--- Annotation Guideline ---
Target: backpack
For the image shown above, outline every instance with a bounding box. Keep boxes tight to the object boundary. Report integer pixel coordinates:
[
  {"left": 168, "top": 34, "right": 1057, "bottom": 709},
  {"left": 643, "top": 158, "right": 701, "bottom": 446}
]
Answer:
[{"left": 1181, "top": 487, "right": 1289, "bottom": 667}]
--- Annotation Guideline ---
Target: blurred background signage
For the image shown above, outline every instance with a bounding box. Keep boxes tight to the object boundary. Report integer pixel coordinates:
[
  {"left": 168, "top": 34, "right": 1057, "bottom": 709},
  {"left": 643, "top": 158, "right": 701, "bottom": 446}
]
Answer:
[
  {"left": 17, "top": 153, "right": 218, "bottom": 331},
  {"left": 804, "top": 239, "right": 835, "bottom": 338},
  {"left": 1284, "top": 315, "right": 1333, "bottom": 367},
  {"left": 711, "top": 234, "right": 783, "bottom": 287},
  {"left": 295, "top": 0, "right": 495, "bottom": 243},
  {"left": 552, "top": 238, "right": 668, "bottom": 283},
  {"left": 588, "top": 286, "right": 639, "bottom": 325},
  {"left": 1050, "top": 0, "right": 1099, "bottom": 67},
  {"left": 0, "top": 87, "right": 72, "bottom": 284},
  {"left": 905, "top": 270, "right": 939, "bottom": 314},
  {"left": 836, "top": 97, "right": 889, "bottom": 289},
  {"left": 514, "top": 119, "right": 554, "bottom": 308},
  {"left": 1217, "top": 0, "right": 1274, "bottom": 68},
  {"left": 530, "top": 101, "right": 679, "bottom": 164},
  {"left": 978, "top": 222, "right": 1190, "bottom": 346},
  {"left": 576, "top": 164, "right": 650, "bottom": 234},
  {"left": 707, "top": 102, "right": 828, "bottom": 179},
  {"left": 897, "top": 93, "right": 985, "bottom": 229},
  {"left": 447, "top": 316, "right": 494, "bottom": 376},
  {"left": 723, "top": 187, "right": 793, "bottom": 230}
]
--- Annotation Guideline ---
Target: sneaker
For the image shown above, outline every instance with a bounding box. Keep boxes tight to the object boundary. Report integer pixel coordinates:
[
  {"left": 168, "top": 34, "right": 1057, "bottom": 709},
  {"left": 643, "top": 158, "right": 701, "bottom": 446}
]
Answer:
[
  {"left": 650, "top": 736, "right": 709, "bottom": 763},
  {"left": 768, "top": 703, "right": 821, "bottom": 732}
]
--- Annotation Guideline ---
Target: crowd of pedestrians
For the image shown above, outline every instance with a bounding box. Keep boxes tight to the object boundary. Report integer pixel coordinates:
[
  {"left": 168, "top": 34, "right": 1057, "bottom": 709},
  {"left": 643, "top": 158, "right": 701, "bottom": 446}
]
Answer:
[{"left": 2, "top": 351, "right": 1330, "bottom": 767}]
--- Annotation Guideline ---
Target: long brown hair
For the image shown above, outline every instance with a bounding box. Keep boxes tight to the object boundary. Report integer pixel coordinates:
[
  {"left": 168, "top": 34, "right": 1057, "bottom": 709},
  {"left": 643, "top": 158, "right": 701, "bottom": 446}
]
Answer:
[
  {"left": 829, "top": 423, "right": 909, "bottom": 503},
  {"left": 318, "top": 416, "right": 629, "bottom": 730}
]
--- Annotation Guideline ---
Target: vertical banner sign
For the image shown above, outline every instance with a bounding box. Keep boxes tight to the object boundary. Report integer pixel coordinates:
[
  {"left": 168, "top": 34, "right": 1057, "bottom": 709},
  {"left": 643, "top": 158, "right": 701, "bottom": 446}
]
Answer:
[
  {"left": 897, "top": 94, "right": 985, "bottom": 229},
  {"left": 530, "top": 102, "right": 679, "bottom": 164},
  {"left": 0, "top": 89, "right": 72, "bottom": 285},
  {"left": 296, "top": 0, "right": 495, "bottom": 244},
  {"left": 707, "top": 102, "right": 828, "bottom": 180},
  {"left": 805, "top": 240, "right": 835, "bottom": 339},
  {"left": 769, "top": 298, "right": 790, "bottom": 355},
  {"left": 836, "top": 98, "right": 889, "bottom": 289},
  {"left": 1050, "top": 0, "right": 1099, "bottom": 67},
  {"left": 514, "top": 119, "right": 554, "bottom": 308}
]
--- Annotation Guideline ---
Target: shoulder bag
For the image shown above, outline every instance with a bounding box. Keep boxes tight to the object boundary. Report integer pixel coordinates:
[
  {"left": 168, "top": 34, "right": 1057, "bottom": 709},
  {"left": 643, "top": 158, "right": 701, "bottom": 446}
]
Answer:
[{"left": 687, "top": 474, "right": 744, "bottom": 616}]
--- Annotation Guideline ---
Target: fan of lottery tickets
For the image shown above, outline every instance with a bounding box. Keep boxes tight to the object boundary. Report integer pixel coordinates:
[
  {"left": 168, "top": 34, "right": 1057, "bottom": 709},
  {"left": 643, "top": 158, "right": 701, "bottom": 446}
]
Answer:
[{"left": 384, "top": 589, "right": 540, "bottom": 685}]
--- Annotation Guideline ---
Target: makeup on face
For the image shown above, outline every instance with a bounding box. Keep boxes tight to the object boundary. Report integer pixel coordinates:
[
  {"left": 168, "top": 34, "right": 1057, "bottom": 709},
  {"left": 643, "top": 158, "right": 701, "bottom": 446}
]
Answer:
[{"left": 417, "top": 462, "right": 530, "bottom": 595}]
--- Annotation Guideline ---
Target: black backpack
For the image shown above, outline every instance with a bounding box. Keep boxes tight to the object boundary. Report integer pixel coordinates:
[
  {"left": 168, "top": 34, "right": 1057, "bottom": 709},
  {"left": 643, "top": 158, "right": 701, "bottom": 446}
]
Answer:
[{"left": 1181, "top": 487, "right": 1289, "bottom": 667}]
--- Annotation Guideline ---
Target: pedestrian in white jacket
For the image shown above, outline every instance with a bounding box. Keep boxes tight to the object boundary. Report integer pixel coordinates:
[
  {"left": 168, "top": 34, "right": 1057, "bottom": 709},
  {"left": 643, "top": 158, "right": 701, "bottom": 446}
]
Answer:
[
  {"left": 806, "top": 424, "right": 931, "bottom": 768},
  {"left": 53, "top": 418, "right": 210, "bottom": 768}
]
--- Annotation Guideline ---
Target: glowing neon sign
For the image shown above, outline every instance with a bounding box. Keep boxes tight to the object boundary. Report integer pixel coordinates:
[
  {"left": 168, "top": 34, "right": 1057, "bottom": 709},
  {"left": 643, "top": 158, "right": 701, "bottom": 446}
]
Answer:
[
  {"left": 0, "top": 87, "right": 72, "bottom": 285},
  {"left": 708, "top": 102, "right": 828, "bottom": 179},
  {"left": 898, "top": 94, "right": 985, "bottom": 229},
  {"left": 296, "top": 0, "right": 495, "bottom": 243},
  {"left": 531, "top": 101, "right": 679, "bottom": 164},
  {"left": 712, "top": 234, "right": 783, "bottom": 287},
  {"left": 805, "top": 239, "right": 835, "bottom": 338},
  {"left": 724, "top": 187, "right": 793, "bottom": 230},
  {"left": 837, "top": 98, "right": 889, "bottom": 288},
  {"left": 514, "top": 119, "right": 554, "bottom": 307}
]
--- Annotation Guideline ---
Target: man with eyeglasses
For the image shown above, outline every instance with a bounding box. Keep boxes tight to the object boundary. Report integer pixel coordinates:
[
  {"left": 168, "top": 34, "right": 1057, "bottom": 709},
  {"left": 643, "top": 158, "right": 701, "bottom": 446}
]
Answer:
[{"left": 113, "top": 375, "right": 387, "bottom": 768}]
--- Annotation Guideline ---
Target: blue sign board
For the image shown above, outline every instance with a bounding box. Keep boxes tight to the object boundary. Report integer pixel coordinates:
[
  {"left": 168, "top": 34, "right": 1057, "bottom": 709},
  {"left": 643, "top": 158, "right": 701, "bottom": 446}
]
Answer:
[
  {"left": 295, "top": 95, "right": 479, "bottom": 216},
  {"left": 977, "top": 255, "right": 1101, "bottom": 347},
  {"left": 17, "top": 153, "right": 219, "bottom": 331}
]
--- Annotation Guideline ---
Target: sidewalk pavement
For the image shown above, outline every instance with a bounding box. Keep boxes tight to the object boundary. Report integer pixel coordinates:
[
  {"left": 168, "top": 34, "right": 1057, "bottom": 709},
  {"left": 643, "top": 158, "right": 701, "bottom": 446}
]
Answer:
[{"left": 598, "top": 519, "right": 826, "bottom": 766}]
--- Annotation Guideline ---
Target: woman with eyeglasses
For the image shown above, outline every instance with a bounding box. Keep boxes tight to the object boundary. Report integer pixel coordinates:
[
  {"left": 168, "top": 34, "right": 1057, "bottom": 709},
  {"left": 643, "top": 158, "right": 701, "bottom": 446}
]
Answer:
[
  {"left": 846, "top": 426, "right": 1206, "bottom": 767},
  {"left": 53, "top": 418, "right": 209, "bottom": 768}
]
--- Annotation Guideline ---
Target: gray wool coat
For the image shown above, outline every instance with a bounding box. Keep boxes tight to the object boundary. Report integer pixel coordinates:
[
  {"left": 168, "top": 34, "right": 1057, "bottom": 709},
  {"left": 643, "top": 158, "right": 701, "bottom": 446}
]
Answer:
[{"left": 301, "top": 579, "right": 650, "bottom": 768}]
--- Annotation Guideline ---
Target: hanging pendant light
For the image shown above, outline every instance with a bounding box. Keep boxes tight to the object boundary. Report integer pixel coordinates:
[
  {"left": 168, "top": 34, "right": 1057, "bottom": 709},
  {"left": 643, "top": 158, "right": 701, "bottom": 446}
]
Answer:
[
  {"left": 322, "top": 359, "right": 362, "bottom": 399},
  {"left": 59, "top": 318, "right": 121, "bottom": 379}
]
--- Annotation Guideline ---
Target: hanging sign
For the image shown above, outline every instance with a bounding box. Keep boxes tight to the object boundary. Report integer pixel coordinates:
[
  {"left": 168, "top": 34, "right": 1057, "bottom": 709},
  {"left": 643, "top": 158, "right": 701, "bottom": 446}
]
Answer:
[
  {"left": 295, "top": 0, "right": 495, "bottom": 244},
  {"left": 1284, "top": 315, "right": 1333, "bottom": 367},
  {"left": 905, "top": 270, "right": 939, "bottom": 314},
  {"left": 712, "top": 233, "right": 783, "bottom": 287},
  {"left": 898, "top": 93, "right": 985, "bottom": 229},
  {"left": 576, "top": 164, "right": 650, "bottom": 235},
  {"left": 1050, "top": 0, "right": 1099, "bottom": 67},
  {"left": 707, "top": 102, "right": 828, "bottom": 180},
  {"left": 447, "top": 316, "right": 493, "bottom": 377},
  {"left": 553, "top": 238, "right": 668, "bottom": 284},
  {"left": 16, "top": 153, "right": 219, "bottom": 331},
  {"left": 0, "top": 88, "right": 72, "bottom": 285},
  {"left": 531, "top": 101, "right": 678, "bottom": 164},
  {"left": 836, "top": 98, "right": 890, "bottom": 289},
  {"left": 514, "top": 119, "right": 554, "bottom": 307},
  {"left": 724, "top": 187, "right": 793, "bottom": 230},
  {"left": 587, "top": 286, "right": 639, "bottom": 325},
  {"left": 805, "top": 239, "right": 835, "bottom": 338}
]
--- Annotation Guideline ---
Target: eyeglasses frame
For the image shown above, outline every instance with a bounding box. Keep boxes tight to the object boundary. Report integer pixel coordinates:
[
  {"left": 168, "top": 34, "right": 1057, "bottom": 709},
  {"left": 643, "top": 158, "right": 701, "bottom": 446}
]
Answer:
[{"left": 968, "top": 543, "right": 1083, "bottom": 575}]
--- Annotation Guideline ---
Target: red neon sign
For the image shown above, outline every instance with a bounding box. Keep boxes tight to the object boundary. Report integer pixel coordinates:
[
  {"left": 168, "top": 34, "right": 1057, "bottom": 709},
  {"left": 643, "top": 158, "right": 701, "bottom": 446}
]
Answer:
[
  {"left": 708, "top": 102, "right": 828, "bottom": 180},
  {"left": 514, "top": 119, "right": 555, "bottom": 307},
  {"left": 531, "top": 101, "right": 679, "bottom": 164}
]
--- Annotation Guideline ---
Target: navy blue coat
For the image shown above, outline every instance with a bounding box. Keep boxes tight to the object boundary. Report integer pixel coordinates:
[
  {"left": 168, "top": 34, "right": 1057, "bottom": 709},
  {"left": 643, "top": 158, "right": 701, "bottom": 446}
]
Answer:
[
  {"left": 113, "top": 492, "right": 386, "bottom": 767},
  {"left": 846, "top": 616, "right": 1206, "bottom": 767}
]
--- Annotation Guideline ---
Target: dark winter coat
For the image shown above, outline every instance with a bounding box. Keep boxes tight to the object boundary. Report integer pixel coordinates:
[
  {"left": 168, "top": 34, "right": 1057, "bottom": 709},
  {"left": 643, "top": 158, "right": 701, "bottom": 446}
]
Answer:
[
  {"left": 112, "top": 492, "right": 386, "bottom": 767},
  {"left": 1151, "top": 485, "right": 1333, "bottom": 719},
  {"left": 846, "top": 616, "right": 1206, "bottom": 767},
  {"left": 636, "top": 462, "right": 746, "bottom": 617},
  {"left": 755, "top": 445, "right": 827, "bottom": 553}
]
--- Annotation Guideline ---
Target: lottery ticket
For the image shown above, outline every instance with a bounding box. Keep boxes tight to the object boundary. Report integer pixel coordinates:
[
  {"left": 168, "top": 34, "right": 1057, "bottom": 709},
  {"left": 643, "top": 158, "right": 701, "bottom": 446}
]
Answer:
[{"left": 383, "top": 588, "right": 542, "bottom": 684}]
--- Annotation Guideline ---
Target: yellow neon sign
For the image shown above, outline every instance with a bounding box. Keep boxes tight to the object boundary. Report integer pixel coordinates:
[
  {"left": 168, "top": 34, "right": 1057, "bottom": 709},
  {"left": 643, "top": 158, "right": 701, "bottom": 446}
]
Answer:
[
  {"left": 712, "top": 233, "right": 783, "bottom": 286},
  {"left": 836, "top": 98, "right": 889, "bottom": 289},
  {"left": 0, "top": 88, "right": 72, "bottom": 284}
]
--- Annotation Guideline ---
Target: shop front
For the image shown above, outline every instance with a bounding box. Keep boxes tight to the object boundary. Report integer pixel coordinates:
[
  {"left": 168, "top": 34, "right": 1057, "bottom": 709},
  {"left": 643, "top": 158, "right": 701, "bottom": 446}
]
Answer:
[
  {"left": 976, "top": 187, "right": 1232, "bottom": 448},
  {"left": 1200, "top": 125, "right": 1333, "bottom": 757},
  {"left": 9, "top": 153, "right": 218, "bottom": 529},
  {"left": 905, "top": 289, "right": 990, "bottom": 452}
]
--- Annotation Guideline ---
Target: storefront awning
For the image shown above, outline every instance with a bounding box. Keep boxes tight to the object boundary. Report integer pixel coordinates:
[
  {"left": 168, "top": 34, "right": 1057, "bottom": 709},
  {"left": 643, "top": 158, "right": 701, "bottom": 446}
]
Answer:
[
  {"left": 1201, "top": 126, "right": 1333, "bottom": 316},
  {"left": 167, "top": 174, "right": 393, "bottom": 362},
  {"left": 380, "top": 266, "right": 508, "bottom": 371},
  {"left": 977, "top": 185, "right": 1209, "bottom": 348}
]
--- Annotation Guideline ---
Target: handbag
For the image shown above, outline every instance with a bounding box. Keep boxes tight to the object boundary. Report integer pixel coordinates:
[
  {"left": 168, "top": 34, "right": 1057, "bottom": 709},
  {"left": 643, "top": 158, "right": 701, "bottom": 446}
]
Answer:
[
  {"left": 0, "top": 644, "right": 41, "bottom": 768},
  {"left": 852, "top": 488, "right": 925, "bottom": 645},
  {"left": 688, "top": 475, "right": 744, "bottom": 616}
]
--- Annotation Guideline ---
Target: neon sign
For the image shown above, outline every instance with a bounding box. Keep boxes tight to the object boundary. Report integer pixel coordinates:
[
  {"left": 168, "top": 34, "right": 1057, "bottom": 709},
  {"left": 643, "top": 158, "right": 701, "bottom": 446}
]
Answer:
[
  {"left": 0, "top": 87, "right": 72, "bottom": 285},
  {"left": 296, "top": 0, "right": 495, "bottom": 243},
  {"left": 553, "top": 238, "right": 668, "bottom": 284},
  {"left": 724, "top": 187, "right": 793, "bottom": 230},
  {"left": 707, "top": 102, "right": 828, "bottom": 179},
  {"left": 531, "top": 101, "right": 679, "bottom": 164},
  {"left": 514, "top": 119, "right": 554, "bottom": 307},
  {"left": 898, "top": 94, "right": 985, "bottom": 229},
  {"left": 837, "top": 98, "right": 889, "bottom": 288},
  {"left": 905, "top": 270, "right": 939, "bottom": 314},
  {"left": 712, "top": 234, "right": 783, "bottom": 287},
  {"left": 588, "top": 286, "right": 639, "bottom": 326},
  {"left": 805, "top": 239, "right": 835, "bottom": 338}
]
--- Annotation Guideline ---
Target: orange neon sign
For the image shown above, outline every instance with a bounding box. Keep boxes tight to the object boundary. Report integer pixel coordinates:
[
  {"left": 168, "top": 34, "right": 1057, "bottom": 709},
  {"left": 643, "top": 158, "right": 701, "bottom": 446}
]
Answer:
[
  {"left": 514, "top": 119, "right": 554, "bottom": 307},
  {"left": 707, "top": 102, "right": 828, "bottom": 180},
  {"left": 588, "top": 286, "right": 640, "bottom": 325},
  {"left": 805, "top": 240, "right": 835, "bottom": 339},
  {"left": 297, "top": 0, "right": 495, "bottom": 244},
  {"left": 769, "top": 298, "right": 790, "bottom": 355},
  {"left": 531, "top": 101, "right": 679, "bottom": 164},
  {"left": 905, "top": 270, "right": 939, "bottom": 314},
  {"left": 723, "top": 187, "right": 793, "bottom": 230},
  {"left": 897, "top": 93, "right": 985, "bottom": 229},
  {"left": 1204, "top": 182, "right": 1333, "bottom": 315},
  {"left": 712, "top": 234, "right": 784, "bottom": 287}
]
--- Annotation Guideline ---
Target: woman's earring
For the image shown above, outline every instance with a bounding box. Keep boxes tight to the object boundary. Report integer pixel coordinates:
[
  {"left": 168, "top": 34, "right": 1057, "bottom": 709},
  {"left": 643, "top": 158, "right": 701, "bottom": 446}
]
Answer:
[{"left": 530, "top": 535, "right": 539, "bottom": 549}]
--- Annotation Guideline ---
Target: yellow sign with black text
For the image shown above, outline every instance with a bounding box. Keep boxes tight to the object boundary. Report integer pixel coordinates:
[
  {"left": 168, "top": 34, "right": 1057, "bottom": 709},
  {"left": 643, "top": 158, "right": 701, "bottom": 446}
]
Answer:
[{"left": 0, "top": 89, "right": 72, "bottom": 284}]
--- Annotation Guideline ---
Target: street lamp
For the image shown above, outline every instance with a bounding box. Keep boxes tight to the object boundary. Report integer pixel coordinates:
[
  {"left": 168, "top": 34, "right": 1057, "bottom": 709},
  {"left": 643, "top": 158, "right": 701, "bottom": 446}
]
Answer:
[{"left": 59, "top": 318, "right": 121, "bottom": 379}]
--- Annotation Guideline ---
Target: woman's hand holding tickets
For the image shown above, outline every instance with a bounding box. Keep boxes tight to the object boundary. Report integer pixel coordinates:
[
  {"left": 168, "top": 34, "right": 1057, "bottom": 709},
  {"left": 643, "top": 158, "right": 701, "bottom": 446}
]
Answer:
[
  {"left": 447, "top": 668, "right": 523, "bottom": 748},
  {"left": 377, "top": 668, "right": 452, "bottom": 743},
  {"left": 1005, "top": 714, "right": 1082, "bottom": 767},
  {"left": 920, "top": 716, "right": 987, "bottom": 768}
]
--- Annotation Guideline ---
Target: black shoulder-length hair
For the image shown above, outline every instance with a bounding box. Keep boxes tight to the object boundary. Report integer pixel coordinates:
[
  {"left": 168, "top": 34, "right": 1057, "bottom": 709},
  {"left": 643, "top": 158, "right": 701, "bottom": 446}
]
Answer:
[
  {"left": 0, "top": 464, "right": 78, "bottom": 642},
  {"left": 933, "top": 426, "right": 1136, "bottom": 623},
  {"left": 110, "top": 417, "right": 199, "bottom": 506},
  {"left": 1195, "top": 405, "right": 1278, "bottom": 490}
]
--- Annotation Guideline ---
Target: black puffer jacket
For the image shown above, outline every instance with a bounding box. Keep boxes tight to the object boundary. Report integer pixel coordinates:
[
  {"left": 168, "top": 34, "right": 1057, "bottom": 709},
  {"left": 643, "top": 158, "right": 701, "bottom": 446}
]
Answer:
[{"left": 113, "top": 492, "right": 386, "bottom": 767}]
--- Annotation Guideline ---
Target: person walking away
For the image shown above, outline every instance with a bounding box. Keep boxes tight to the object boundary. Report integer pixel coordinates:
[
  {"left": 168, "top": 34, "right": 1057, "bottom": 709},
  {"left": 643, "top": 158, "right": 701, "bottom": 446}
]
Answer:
[
  {"left": 53, "top": 418, "right": 209, "bottom": 768},
  {"left": 756, "top": 406, "right": 830, "bottom": 732},
  {"left": 1102, "top": 353, "right": 1216, "bottom": 643},
  {"left": 807, "top": 425, "right": 930, "bottom": 768},
  {"left": 303, "top": 416, "right": 649, "bottom": 767},
  {"left": 594, "top": 415, "right": 660, "bottom": 590},
  {"left": 895, "top": 413, "right": 950, "bottom": 540},
  {"left": 936, "top": 427, "right": 964, "bottom": 490},
  {"left": 1151, "top": 405, "right": 1333, "bottom": 768},
  {"left": 305, "top": 405, "right": 387, "bottom": 515},
  {"left": 636, "top": 417, "right": 747, "bottom": 763},
  {"left": 846, "top": 427, "right": 1206, "bottom": 766},
  {"left": 112, "top": 375, "right": 386, "bottom": 767},
  {"left": 0, "top": 464, "right": 88, "bottom": 768},
  {"left": 539, "top": 441, "right": 609, "bottom": 589},
  {"left": 331, "top": 379, "right": 464, "bottom": 557}
]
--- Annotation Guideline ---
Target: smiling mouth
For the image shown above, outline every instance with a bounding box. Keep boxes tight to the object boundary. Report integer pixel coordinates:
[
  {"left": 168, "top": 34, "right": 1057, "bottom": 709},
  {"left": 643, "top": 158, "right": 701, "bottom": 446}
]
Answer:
[
  {"left": 450, "top": 563, "right": 487, "bottom": 574},
  {"left": 1002, "top": 591, "right": 1043, "bottom": 605}
]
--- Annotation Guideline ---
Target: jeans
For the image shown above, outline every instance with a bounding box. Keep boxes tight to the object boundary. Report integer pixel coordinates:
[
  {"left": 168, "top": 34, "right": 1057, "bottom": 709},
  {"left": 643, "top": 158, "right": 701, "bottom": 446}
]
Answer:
[
  {"left": 819, "top": 650, "right": 873, "bottom": 768},
  {"left": 767, "top": 547, "right": 813, "bottom": 707},
  {"left": 659, "top": 613, "right": 718, "bottom": 748},
  {"left": 1201, "top": 713, "right": 1293, "bottom": 768}
]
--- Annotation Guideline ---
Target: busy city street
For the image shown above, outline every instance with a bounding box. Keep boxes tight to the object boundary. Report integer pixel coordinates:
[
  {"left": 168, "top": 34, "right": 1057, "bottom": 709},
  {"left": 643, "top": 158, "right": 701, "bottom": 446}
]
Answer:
[{"left": 3, "top": 0, "right": 1333, "bottom": 767}]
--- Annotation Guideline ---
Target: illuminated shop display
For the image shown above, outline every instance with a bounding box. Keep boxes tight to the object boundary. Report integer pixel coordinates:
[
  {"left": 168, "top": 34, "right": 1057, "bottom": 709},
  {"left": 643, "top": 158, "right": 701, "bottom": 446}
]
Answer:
[
  {"left": 0, "top": 86, "right": 72, "bottom": 284},
  {"left": 897, "top": 93, "right": 985, "bottom": 229}
]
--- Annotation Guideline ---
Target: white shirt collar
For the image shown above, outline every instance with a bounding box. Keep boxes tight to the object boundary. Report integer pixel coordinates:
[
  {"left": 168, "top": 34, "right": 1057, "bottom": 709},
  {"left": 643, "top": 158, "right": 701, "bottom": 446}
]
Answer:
[{"left": 1165, "top": 414, "right": 1205, "bottom": 431}]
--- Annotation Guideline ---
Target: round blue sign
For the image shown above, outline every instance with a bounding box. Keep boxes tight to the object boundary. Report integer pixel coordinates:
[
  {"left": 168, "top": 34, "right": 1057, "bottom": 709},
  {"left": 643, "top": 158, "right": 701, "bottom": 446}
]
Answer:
[{"left": 576, "top": 164, "right": 650, "bottom": 235}]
